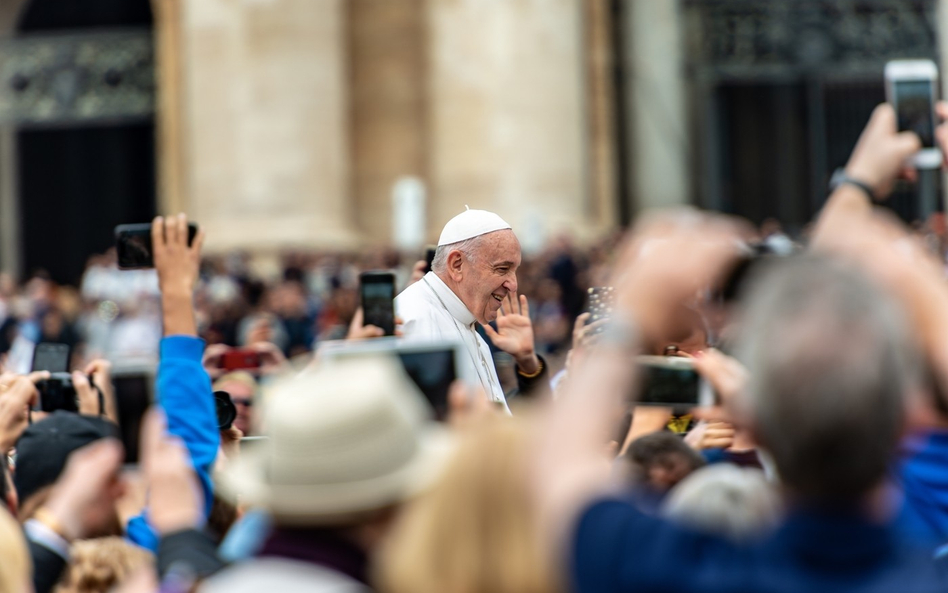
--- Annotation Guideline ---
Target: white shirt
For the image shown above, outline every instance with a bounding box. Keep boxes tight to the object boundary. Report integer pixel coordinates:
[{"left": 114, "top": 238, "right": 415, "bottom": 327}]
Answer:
[{"left": 395, "top": 272, "right": 507, "bottom": 407}]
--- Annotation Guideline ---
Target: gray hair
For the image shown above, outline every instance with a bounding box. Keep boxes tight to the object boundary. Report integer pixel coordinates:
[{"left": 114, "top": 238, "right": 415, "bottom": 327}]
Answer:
[
  {"left": 734, "top": 255, "right": 920, "bottom": 502},
  {"left": 431, "top": 236, "right": 483, "bottom": 274},
  {"left": 662, "top": 465, "right": 781, "bottom": 543}
]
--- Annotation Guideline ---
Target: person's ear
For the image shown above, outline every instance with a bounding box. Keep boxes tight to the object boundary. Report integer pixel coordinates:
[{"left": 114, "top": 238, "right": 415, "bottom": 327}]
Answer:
[{"left": 446, "top": 250, "right": 465, "bottom": 281}]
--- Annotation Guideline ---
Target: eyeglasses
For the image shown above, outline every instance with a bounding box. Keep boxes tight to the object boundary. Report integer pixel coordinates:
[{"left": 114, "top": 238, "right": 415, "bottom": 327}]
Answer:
[{"left": 232, "top": 398, "right": 253, "bottom": 407}]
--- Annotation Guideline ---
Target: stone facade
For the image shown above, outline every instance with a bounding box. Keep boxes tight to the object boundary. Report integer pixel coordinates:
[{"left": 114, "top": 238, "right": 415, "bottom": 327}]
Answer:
[{"left": 155, "top": 0, "right": 617, "bottom": 253}]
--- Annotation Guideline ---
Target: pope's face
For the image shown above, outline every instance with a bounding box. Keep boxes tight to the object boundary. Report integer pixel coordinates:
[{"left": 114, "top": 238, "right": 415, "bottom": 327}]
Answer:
[{"left": 457, "top": 230, "right": 522, "bottom": 325}]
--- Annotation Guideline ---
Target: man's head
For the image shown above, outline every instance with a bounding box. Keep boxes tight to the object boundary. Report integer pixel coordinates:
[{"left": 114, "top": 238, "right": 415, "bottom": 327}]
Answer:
[
  {"left": 213, "top": 371, "right": 258, "bottom": 435},
  {"left": 433, "top": 230, "right": 522, "bottom": 325},
  {"left": 735, "top": 255, "right": 919, "bottom": 503},
  {"left": 431, "top": 209, "right": 520, "bottom": 325},
  {"left": 621, "top": 431, "right": 705, "bottom": 493}
]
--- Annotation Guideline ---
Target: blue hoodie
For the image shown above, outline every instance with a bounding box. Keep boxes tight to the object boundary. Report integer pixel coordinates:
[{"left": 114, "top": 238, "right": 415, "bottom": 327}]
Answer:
[
  {"left": 895, "top": 429, "right": 948, "bottom": 550},
  {"left": 126, "top": 336, "right": 219, "bottom": 551}
]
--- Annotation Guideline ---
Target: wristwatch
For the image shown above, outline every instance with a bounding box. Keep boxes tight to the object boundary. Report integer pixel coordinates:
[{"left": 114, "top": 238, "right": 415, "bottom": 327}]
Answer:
[{"left": 829, "top": 168, "right": 876, "bottom": 201}]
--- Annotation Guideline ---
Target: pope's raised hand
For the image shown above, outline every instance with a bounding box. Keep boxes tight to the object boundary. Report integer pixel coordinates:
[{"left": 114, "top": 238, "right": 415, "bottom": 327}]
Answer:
[{"left": 482, "top": 293, "right": 541, "bottom": 375}]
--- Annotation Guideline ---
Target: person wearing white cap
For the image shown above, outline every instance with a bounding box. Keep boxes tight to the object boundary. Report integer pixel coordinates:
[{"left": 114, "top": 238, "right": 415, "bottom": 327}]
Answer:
[{"left": 395, "top": 209, "right": 544, "bottom": 407}]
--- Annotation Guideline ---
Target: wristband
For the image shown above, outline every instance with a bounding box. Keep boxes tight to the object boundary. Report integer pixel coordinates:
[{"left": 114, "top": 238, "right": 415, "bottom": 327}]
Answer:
[{"left": 517, "top": 357, "right": 544, "bottom": 378}]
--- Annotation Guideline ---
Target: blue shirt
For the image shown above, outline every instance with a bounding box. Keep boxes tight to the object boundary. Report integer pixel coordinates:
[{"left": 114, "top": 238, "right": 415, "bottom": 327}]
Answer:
[
  {"left": 127, "top": 336, "right": 219, "bottom": 551},
  {"left": 572, "top": 498, "right": 947, "bottom": 593}
]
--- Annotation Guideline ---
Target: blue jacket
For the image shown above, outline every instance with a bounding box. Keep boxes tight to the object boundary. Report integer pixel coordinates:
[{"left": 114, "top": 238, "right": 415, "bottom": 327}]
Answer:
[
  {"left": 895, "top": 429, "right": 948, "bottom": 548},
  {"left": 127, "top": 336, "right": 219, "bottom": 551},
  {"left": 572, "top": 498, "right": 947, "bottom": 593}
]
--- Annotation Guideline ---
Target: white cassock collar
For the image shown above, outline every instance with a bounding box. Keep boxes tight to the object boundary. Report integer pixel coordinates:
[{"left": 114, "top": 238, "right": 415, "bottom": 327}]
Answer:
[{"left": 423, "top": 272, "right": 477, "bottom": 328}]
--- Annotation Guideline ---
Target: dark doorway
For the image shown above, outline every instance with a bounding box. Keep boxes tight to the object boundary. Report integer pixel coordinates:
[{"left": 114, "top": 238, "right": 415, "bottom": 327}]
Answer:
[{"left": 15, "top": 0, "right": 155, "bottom": 286}]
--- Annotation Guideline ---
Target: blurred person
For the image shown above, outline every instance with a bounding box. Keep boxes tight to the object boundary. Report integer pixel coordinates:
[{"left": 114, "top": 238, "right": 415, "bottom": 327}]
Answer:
[
  {"left": 0, "top": 505, "right": 30, "bottom": 593},
  {"left": 617, "top": 431, "right": 705, "bottom": 512},
  {"left": 536, "top": 212, "right": 948, "bottom": 591},
  {"left": 125, "top": 215, "right": 219, "bottom": 553},
  {"left": 534, "top": 103, "right": 948, "bottom": 591},
  {"left": 212, "top": 372, "right": 257, "bottom": 436},
  {"left": 54, "top": 537, "right": 153, "bottom": 593},
  {"left": 14, "top": 412, "right": 119, "bottom": 529},
  {"left": 661, "top": 464, "right": 781, "bottom": 543},
  {"left": 202, "top": 357, "right": 450, "bottom": 592},
  {"left": 396, "top": 210, "right": 547, "bottom": 408},
  {"left": 24, "top": 438, "right": 126, "bottom": 593},
  {"left": 378, "top": 416, "right": 562, "bottom": 593}
]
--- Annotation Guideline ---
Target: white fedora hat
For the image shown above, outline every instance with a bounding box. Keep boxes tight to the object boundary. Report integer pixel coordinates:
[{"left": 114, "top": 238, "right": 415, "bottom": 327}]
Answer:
[{"left": 216, "top": 356, "right": 452, "bottom": 525}]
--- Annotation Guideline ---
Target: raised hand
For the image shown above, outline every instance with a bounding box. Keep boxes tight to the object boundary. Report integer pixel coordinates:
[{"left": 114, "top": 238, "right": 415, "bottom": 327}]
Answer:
[
  {"left": 153, "top": 214, "right": 204, "bottom": 337},
  {"left": 482, "top": 293, "right": 540, "bottom": 374}
]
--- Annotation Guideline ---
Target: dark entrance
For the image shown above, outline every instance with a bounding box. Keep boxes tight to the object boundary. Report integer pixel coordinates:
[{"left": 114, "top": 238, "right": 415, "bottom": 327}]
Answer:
[
  {"left": 13, "top": 0, "right": 155, "bottom": 285},
  {"left": 682, "top": 0, "right": 941, "bottom": 233}
]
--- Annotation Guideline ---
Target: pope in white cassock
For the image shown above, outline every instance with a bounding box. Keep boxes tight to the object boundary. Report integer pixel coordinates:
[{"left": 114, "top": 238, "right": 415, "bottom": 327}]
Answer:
[{"left": 395, "top": 209, "right": 544, "bottom": 408}]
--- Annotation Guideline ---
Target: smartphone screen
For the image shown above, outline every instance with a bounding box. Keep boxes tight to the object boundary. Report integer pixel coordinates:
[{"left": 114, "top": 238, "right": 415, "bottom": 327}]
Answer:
[
  {"left": 635, "top": 356, "right": 713, "bottom": 408},
  {"left": 32, "top": 342, "right": 70, "bottom": 373},
  {"left": 360, "top": 272, "right": 396, "bottom": 336},
  {"left": 398, "top": 348, "right": 456, "bottom": 421},
  {"left": 894, "top": 79, "right": 937, "bottom": 148},
  {"left": 115, "top": 223, "right": 198, "bottom": 270}
]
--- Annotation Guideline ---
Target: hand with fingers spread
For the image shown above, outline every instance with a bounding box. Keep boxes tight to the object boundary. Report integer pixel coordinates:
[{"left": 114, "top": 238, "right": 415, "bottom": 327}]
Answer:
[
  {"left": 482, "top": 293, "right": 540, "bottom": 374},
  {"left": 0, "top": 373, "right": 47, "bottom": 451}
]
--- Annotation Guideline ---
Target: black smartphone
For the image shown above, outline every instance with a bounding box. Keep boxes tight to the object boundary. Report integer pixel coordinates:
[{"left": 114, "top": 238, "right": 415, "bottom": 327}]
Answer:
[
  {"left": 32, "top": 342, "right": 70, "bottom": 373},
  {"left": 115, "top": 222, "right": 198, "bottom": 270},
  {"left": 635, "top": 356, "right": 714, "bottom": 408},
  {"left": 398, "top": 347, "right": 457, "bottom": 421},
  {"left": 424, "top": 246, "right": 437, "bottom": 273},
  {"left": 360, "top": 271, "right": 396, "bottom": 336}
]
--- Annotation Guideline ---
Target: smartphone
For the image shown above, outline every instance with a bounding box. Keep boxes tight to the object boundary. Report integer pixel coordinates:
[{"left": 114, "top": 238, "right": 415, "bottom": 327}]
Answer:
[
  {"left": 586, "top": 286, "right": 615, "bottom": 335},
  {"left": 885, "top": 60, "right": 941, "bottom": 169},
  {"left": 360, "top": 271, "right": 396, "bottom": 336},
  {"left": 32, "top": 342, "right": 70, "bottom": 373},
  {"left": 115, "top": 222, "right": 199, "bottom": 270},
  {"left": 424, "top": 246, "right": 437, "bottom": 273},
  {"left": 221, "top": 349, "right": 262, "bottom": 371},
  {"left": 635, "top": 356, "right": 714, "bottom": 408},
  {"left": 318, "top": 339, "right": 460, "bottom": 421}
]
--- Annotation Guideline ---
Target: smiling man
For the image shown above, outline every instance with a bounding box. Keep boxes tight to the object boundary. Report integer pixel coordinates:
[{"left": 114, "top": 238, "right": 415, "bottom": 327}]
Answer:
[{"left": 396, "top": 209, "right": 543, "bottom": 408}]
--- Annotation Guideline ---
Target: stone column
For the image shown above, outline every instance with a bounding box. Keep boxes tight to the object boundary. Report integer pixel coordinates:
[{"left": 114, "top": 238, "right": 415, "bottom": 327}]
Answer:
[
  {"left": 152, "top": 0, "right": 189, "bottom": 217},
  {"left": 179, "top": 0, "right": 357, "bottom": 252},
  {"left": 624, "top": 0, "right": 689, "bottom": 212},
  {"left": 347, "top": 0, "right": 429, "bottom": 246},
  {"left": 426, "top": 0, "right": 597, "bottom": 251}
]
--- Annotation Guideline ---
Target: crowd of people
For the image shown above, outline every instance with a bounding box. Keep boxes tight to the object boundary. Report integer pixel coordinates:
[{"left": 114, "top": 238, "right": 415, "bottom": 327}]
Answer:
[{"left": 0, "top": 101, "right": 948, "bottom": 593}]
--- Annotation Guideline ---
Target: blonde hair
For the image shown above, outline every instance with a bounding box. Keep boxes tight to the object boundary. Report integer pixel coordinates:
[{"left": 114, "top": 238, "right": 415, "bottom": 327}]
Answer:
[
  {"left": 55, "top": 537, "right": 154, "bottom": 593},
  {"left": 0, "top": 507, "right": 30, "bottom": 593},
  {"left": 377, "top": 416, "right": 561, "bottom": 593}
]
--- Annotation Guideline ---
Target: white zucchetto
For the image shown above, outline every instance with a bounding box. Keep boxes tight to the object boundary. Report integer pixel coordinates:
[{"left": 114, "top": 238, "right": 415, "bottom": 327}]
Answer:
[{"left": 437, "top": 208, "right": 511, "bottom": 246}]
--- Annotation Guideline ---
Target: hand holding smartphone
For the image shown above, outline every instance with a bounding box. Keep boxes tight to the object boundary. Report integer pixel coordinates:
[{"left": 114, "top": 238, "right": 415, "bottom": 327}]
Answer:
[
  {"left": 885, "top": 59, "right": 941, "bottom": 169},
  {"left": 115, "top": 222, "right": 199, "bottom": 270},
  {"left": 360, "top": 271, "right": 396, "bottom": 336}
]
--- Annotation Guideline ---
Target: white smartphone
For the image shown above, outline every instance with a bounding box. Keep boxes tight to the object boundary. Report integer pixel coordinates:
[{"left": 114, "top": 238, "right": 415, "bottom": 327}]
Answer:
[{"left": 885, "top": 59, "right": 941, "bottom": 169}]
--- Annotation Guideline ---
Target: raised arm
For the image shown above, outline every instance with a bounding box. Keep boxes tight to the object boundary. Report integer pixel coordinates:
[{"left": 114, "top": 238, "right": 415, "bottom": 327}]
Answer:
[{"left": 127, "top": 214, "right": 218, "bottom": 551}]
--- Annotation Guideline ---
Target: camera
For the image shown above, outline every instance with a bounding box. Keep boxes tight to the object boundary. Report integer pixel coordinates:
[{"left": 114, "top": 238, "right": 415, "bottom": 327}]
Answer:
[{"left": 36, "top": 372, "right": 80, "bottom": 413}]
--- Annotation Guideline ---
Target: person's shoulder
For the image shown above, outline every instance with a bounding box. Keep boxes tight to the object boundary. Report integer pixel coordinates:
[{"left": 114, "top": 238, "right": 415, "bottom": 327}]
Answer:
[{"left": 395, "top": 277, "right": 432, "bottom": 318}]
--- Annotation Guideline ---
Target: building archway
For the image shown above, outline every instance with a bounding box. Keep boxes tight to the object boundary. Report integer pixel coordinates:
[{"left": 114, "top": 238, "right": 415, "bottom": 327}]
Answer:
[{"left": 12, "top": 0, "right": 156, "bottom": 285}]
